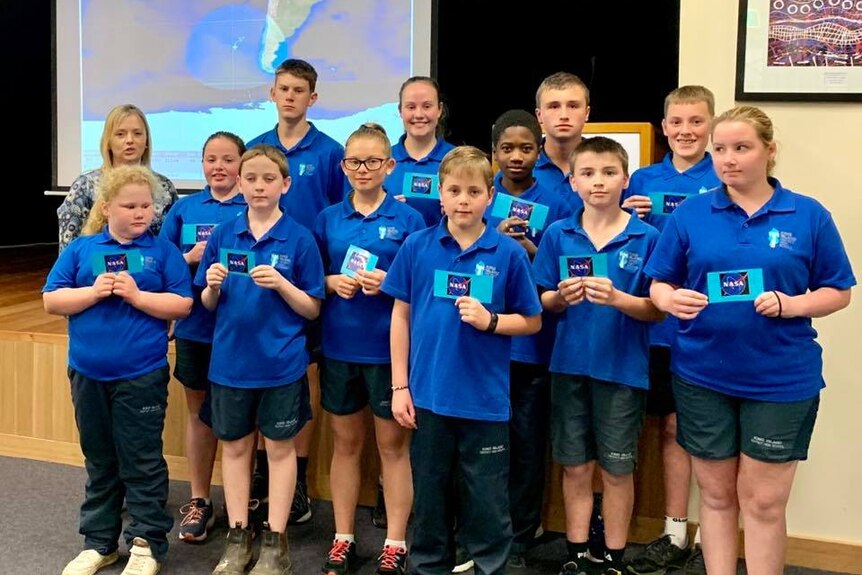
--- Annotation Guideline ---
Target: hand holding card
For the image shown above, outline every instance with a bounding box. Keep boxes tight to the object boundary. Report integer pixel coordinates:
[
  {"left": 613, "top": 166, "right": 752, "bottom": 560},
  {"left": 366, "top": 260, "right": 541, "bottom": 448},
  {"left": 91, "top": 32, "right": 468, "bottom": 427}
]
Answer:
[
  {"left": 559, "top": 254, "right": 609, "bottom": 280},
  {"left": 557, "top": 277, "right": 586, "bottom": 306},
  {"left": 220, "top": 249, "right": 256, "bottom": 275},
  {"left": 583, "top": 276, "right": 617, "bottom": 306},
  {"left": 340, "top": 245, "right": 379, "bottom": 279},
  {"left": 355, "top": 268, "right": 386, "bottom": 296},
  {"left": 206, "top": 262, "right": 228, "bottom": 291},
  {"left": 110, "top": 271, "right": 141, "bottom": 304}
]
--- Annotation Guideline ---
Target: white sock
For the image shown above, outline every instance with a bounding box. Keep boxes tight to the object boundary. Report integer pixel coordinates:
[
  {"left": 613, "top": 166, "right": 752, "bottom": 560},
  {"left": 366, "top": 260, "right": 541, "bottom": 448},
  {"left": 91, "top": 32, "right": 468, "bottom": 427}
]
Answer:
[
  {"left": 694, "top": 526, "right": 702, "bottom": 545},
  {"left": 334, "top": 533, "right": 355, "bottom": 544},
  {"left": 384, "top": 538, "right": 407, "bottom": 550},
  {"left": 664, "top": 516, "right": 689, "bottom": 548}
]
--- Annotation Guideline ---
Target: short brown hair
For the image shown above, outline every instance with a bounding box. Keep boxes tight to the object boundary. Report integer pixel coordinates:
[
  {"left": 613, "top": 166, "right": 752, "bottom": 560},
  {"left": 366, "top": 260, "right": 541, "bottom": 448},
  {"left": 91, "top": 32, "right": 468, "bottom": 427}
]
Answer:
[
  {"left": 241, "top": 144, "right": 290, "bottom": 178},
  {"left": 568, "top": 136, "right": 629, "bottom": 176},
  {"left": 274, "top": 58, "right": 318, "bottom": 92},
  {"left": 535, "top": 72, "right": 590, "bottom": 108},
  {"left": 664, "top": 85, "right": 715, "bottom": 117}
]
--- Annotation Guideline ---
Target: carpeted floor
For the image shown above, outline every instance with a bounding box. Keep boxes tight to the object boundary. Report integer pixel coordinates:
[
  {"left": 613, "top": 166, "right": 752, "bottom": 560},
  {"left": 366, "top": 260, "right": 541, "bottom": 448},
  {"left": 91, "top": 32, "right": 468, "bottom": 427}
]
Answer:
[{"left": 0, "top": 456, "right": 848, "bottom": 575}]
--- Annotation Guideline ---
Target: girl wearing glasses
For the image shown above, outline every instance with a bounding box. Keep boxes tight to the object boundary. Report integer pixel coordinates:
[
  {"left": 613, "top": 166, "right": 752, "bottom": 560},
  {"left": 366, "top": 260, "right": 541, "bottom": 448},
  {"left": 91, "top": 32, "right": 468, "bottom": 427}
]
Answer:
[
  {"left": 313, "top": 123, "right": 425, "bottom": 575},
  {"left": 385, "top": 76, "right": 455, "bottom": 227}
]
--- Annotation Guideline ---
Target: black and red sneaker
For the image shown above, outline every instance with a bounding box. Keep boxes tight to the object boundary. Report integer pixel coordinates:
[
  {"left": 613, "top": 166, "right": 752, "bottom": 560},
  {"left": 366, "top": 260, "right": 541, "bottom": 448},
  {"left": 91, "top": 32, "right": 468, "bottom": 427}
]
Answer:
[
  {"left": 376, "top": 545, "right": 408, "bottom": 575},
  {"left": 321, "top": 539, "right": 357, "bottom": 574}
]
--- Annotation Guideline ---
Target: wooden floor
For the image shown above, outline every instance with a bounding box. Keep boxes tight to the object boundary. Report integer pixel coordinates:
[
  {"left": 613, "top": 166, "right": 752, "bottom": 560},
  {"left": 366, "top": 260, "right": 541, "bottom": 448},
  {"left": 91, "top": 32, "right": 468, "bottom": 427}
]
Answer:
[{"left": 0, "top": 244, "right": 66, "bottom": 335}]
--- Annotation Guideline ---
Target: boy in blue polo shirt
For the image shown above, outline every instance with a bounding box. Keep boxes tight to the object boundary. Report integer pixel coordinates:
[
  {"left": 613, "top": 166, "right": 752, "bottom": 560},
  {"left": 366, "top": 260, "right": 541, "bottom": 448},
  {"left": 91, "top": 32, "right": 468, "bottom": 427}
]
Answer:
[
  {"left": 382, "top": 146, "right": 542, "bottom": 575},
  {"left": 45, "top": 165, "right": 193, "bottom": 575},
  {"left": 197, "top": 144, "right": 325, "bottom": 575},
  {"left": 486, "top": 109, "right": 575, "bottom": 570},
  {"left": 246, "top": 57, "right": 349, "bottom": 526},
  {"left": 533, "top": 137, "right": 663, "bottom": 575},
  {"left": 622, "top": 85, "right": 721, "bottom": 575}
]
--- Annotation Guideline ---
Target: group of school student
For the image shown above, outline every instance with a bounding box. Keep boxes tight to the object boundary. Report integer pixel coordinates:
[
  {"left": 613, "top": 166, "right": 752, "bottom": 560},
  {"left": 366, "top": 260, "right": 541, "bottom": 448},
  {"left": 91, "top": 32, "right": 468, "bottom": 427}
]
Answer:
[{"left": 44, "top": 57, "right": 855, "bottom": 575}]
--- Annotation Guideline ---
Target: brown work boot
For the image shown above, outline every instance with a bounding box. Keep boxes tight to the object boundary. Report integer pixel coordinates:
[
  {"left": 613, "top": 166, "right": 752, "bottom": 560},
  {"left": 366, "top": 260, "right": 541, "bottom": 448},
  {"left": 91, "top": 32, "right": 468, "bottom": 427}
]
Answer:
[
  {"left": 249, "top": 522, "right": 292, "bottom": 575},
  {"left": 212, "top": 522, "right": 253, "bottom": 575}
]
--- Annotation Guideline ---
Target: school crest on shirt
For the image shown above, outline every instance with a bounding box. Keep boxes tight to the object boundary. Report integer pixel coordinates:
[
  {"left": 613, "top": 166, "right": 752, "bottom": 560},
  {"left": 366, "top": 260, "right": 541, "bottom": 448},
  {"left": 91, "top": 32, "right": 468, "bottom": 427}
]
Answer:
[
  {"left": 298, "top": 163, "right": 316, "bottom": 176},
  {"left": 378, "top": 225, "right": 402, "bottom": 240},
  {"left": 270, "top": 253, "right": 292, "bottom": 271},
  {"left": 768, "top": 227, "right": 796, "bottom": 250},
  {"left": 475, "top": 261, "right": 499, "bottom": 277},
  {"left": 617, "top": 250, "right": 642, "bottom": 273},
  {"left": 142, "top": 255, "right": 157, "bottom": 271}
]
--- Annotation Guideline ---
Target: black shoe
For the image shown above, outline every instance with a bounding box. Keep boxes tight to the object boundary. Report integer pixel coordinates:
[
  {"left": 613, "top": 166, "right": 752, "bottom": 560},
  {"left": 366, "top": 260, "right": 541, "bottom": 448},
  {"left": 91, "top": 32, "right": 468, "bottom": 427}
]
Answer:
[
  {"left": 178, "top": 497, "right": 215, "bottom": 542},
  {"left": 558, "top": 559, "right": 588, "bottom": 575},
  {"left": 376, "top": 544, "right": 408, "bottom": 574},
  {"left": 249, "top": 468, "right": 269, "bottom": 537},
  {"left": 451, "top": 545, "right": 473, "bottom": 573},
  {"left": 505, "top": 553, "right": 527, "bottom": 573},
  {"left": 587, "top": 495, "right": 605, "bottom": 563},
  {"left": 627, "top": 535, "right": 690, "bottom": 575},
  {"left": 372, "top": 481, "right": 387, "bottom": 529},
  {"left": 682, "top": 544, "right": 705, "bottom": 575},
  {"left": 321, "top": 540, "right": 357, "bottom": 574},
  {"left": 288, "top": 480, "right": 312, "bottom": 525}
]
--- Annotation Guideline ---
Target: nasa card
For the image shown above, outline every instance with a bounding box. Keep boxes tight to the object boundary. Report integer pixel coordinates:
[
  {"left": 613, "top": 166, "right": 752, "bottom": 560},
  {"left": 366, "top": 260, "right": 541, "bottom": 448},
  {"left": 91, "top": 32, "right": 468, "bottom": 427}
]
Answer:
[
  {"left": 181, "top": 223, "right": 216, "bottom": 245},
  {"left": 340, "top": 244, "right": 379, "bottom": 279},
  {"left": 220, "top": 248, "right": 256, "bottom": 275},
  {"left": 489, "top": 194, "right": 550, "bottom": 231},
  {"left": 433, "top": 270, "right": 493, "bottom": 304},
  {"left": 402, "top": 172, "right": 440, "bottom": 199},
  {"left": 648, "top": 192, "right": 692, "bottom": 216},
  {"left": 706, "top": 268, "right": 764, "bottom": 303},
  {"left": 91, "top": 250, "right": 144, "bottom": 275},
  {"left": 558, "top": 253, "right": 609, "bottom": 280}
]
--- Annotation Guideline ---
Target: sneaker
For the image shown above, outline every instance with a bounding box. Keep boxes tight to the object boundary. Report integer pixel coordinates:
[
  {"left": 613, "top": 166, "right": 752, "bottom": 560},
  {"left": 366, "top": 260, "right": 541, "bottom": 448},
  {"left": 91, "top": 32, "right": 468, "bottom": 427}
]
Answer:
[
  {"left": 505, "top": 553, "right": 527, "bottom": 573},
  {"left": 587, "top": 496, "right": 605, "bottom": 564},
  {"left": 534, "top": 525, "right": 545, "bottom": 540},
  {"left": 602, "top": 568, "right": 624, "bottom": 575},
  {"left": 682, "top": 544, "right": 705, "bottom": 575},
  {"left": 179, "top": 497, "right": 216, "bottom": 542},
  {"left": 62, "top": 549, "right": 119, "bottom": 575},
  {"left": 372, "top": 481, "right": 387, "bottom": 529},
  {"left": 558, "top": 559, "right": 588, "bottom": 575},
  {"left": 121, "top": 538, "right": 160, "bottom": 575},
  {"left": 451, "top": 545, "right": 473, "bottom": 573},
  {"left": 249, "top": 522, "right": 292, "bottom": 575},
  {"left": 626, "top": 535, "right": 690, "bottom": 575},
  {"left": 376, "top": 545, "right": 408, "bottom": 574},
  {"left": 288, "top": 480, "right": 312, "bottom": 525},
  {"left": 321, "top": 539, "right": 357, "bottom": 574},
  {"left": 213, "top": 522, "right": 253, "bottom": 575}
]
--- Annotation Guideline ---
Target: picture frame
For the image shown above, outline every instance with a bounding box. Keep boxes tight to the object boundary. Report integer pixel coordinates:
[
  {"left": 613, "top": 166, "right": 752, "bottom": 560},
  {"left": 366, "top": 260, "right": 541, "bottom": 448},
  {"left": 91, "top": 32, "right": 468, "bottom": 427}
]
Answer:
[{"left": 736, "top": 0, "right": 862, "bottom": 102}]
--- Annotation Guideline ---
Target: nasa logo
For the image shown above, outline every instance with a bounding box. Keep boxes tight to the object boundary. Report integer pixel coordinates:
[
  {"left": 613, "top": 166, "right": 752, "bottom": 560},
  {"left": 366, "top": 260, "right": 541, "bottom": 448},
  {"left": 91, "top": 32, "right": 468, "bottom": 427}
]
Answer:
[
  {"left": 447, "top": 275, "right": 471, "bottom": 297},
  {"left": 720, "top": 272, "right": 749, "bottom": 297},
  {"left": 567, "top": 257, "right": 593, "bottom": 277},
  {"left": 663, "top": 194, "right": 687, "bottom": 214}
]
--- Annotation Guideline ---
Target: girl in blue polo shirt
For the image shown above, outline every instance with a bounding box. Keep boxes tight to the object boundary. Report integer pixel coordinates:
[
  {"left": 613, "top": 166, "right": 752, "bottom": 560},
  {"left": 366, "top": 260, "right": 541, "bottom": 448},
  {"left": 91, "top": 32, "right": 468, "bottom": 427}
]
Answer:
[
  {"left": 197, "top": 144, "right": 325, "bottom": 575},
  {"left": 385, "top": 76, "right": 455, "bottom": 227},
  {"left": 159, "top": 131, "right": 247, "bottom": 543},
  {"left": 44, "top": 165, "right": 193, "bottom": 575},
  {"left": 645, "top": 106, "right": 855, "bottom": 575},
  {"left": 313, "top": 123, "right": 424, "bottom": 575}
]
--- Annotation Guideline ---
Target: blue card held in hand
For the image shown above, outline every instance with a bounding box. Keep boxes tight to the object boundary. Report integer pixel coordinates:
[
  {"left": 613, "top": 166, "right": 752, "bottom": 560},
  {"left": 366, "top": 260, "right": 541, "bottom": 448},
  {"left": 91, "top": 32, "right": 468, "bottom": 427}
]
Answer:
[
  {"left": 340, "top": 245, "right": 379, "bottom": 279},
  {"left": 402, "top": 172, "right": 440, "bottom": 199},
  {"left": 433, "top": 270, "right": 493, "bottom": 303},
  {"left": 706, "top": 268, "right": 764, "bottom": 302},
  {"left": 559, "top": 253, "right": 608, "bottom": 280},
  {"left": 181, "top": 223, "right": 216, "bottom": 245},
  {"left": 220, "top": 248, "right": 255, "bottom": 275},
  {"left": 91, "top": 250, "right": 144, "bottom": 275}
]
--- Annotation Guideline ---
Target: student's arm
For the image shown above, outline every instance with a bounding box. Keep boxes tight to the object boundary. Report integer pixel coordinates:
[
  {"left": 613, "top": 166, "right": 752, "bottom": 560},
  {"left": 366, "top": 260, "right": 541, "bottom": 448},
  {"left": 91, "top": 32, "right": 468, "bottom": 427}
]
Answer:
[
  {"left": 650, "top": 280, "right": 708, "bottom": 321},
  {"left": 390, "top": 299, "right": 416, "bottom": 429},
  {"left": 755, "top": 287, "right": 851, "bottom": 319},
  {"left": 201, "top": 263, "right": 227, "bottom": 311},
  {"left": 583, "top": 276, "right": 665, "bottom": 322},
  {"left": 43, "top": 274, "right": 117, "bottom": 316},
  {"left": 110, "top": 272, "right": 193, "bottom": 320}
]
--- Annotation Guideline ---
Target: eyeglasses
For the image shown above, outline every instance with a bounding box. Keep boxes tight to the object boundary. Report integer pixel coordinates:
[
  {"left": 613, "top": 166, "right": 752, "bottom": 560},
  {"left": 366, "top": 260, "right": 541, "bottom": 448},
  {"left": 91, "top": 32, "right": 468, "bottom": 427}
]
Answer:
[{"left": 342, "top": 157, "right": 386, "bottom": 171}]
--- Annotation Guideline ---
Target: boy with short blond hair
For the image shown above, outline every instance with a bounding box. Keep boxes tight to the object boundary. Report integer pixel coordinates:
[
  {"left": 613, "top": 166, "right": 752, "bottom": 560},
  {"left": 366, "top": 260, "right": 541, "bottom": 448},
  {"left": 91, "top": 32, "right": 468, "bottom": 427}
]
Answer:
[{"left": 382, "top": 146, "right": 542, "bottom": 575}]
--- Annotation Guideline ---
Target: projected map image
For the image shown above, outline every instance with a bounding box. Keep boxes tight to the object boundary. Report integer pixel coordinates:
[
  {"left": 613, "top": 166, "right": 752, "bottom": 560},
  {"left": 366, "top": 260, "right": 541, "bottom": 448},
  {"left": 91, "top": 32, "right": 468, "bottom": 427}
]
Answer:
[
  {"left": 79, "top": 0, "right": 414, "bottom": 182},
  {"left": 767, "top": 0, "right": 862, "bottom": 66}
]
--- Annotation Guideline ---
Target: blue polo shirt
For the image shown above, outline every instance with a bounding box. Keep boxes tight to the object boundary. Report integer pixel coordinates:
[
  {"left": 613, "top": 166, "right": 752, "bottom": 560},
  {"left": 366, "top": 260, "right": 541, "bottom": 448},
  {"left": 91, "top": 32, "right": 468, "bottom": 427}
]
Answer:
[
  {"left": 313, "top": 193, "right": 425, "bottom": 363},
  {"left": 43, "top": 229, "right": 192, "bottom": 381},
  {"left": 534, "top": 149, "right": 584, "bottom": 212},
  {"left": 381, "top": 220, "right": 543, "bottom": 421},
  {"left": 385, "top": 135, "right": 455, "bottom": 227},
  {"left": 623, "top": 153, "right": 721, "bottom": 347},
  {"left": 644, "top": 180, "right": 856, "bottom": 402},
  {"left": 533, "top": 211, "right": 659, "bottom": 389},
  {"left": 194, "top": 210, "right": 326, "bottom": 389},
  {"left": 246, "top": 123, "right": 349, "bottom": 230},
  {"left": 159, "top": 186, "right": 247, "bottom": 343},
  {"left": 486, "top": 173, "right": 575, "bottom": 365}
]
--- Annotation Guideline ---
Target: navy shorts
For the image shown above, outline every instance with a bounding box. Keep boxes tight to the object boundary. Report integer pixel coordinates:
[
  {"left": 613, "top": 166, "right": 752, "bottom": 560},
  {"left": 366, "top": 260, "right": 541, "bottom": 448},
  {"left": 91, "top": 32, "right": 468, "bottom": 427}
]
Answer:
[
  {"left": 210, "top": 375, "right": 311, "bottom": 441},
  {"left": 172, "top": 338, "right": 212, "bottom": 392},
  {"left": 320, "top": 358, "right": 393, "bottom": 419},
  {"left": 673, "top": 376, "right": 819, "bottom": 462},
  {"left": 551, "top": 374, "right": 646, "bottom": 475}
]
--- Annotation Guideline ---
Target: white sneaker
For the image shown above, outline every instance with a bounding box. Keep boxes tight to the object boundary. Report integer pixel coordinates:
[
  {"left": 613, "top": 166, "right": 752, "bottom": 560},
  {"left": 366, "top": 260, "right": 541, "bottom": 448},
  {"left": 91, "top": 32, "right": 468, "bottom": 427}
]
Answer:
[
  {"left": 121, "top": 538, "right": 161, "bottom": 575},
  {"left": 62, "top": 549, "right": 119, "bottom": 575}
]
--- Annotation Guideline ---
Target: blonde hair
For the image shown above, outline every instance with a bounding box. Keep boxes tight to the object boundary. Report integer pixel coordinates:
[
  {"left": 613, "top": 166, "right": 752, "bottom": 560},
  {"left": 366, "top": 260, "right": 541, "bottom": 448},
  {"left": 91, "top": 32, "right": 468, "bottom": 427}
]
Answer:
[
  {"left": 345, "top": 122, "right": 391, "bottom": 157},
  {"left": 664, "top": 85, "right": 716, "bottom": 117},
  {"left": 439, "top": 146, "right": 494, "bottom": 189},
  {"left": 99, "top": 104, "right": 153, "bottom": 171},
  {"left": 240, "top": 144, "right": 290, "bottom": 178},
  {"left": 535, "top": 72, "right": 590, "bottom": 108},
  {"left": 82, "top": 165, "right": 159, "bottom": 235},
  {"left": 713, "top": 105, "right": 776, "bottom": 175}
]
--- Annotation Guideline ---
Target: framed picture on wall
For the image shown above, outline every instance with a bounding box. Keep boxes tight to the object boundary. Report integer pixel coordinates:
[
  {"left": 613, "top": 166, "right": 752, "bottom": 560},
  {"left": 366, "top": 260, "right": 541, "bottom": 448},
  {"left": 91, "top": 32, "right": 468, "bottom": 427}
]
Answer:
[{"left": 736, "top": 0, "right": 862, "bottom": 102}]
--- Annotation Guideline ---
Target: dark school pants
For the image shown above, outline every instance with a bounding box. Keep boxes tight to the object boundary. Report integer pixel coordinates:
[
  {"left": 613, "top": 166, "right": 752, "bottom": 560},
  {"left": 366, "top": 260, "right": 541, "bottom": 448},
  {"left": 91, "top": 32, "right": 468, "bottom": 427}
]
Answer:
[
  {"left": 508, "top": 361, "right": 550, "bottom": 553},
  {"left": 410, "top": 407, "right": 512, "bottom": 575},
  {"left": 70, "top": 366, "right": 173, "bottom": 562}
]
